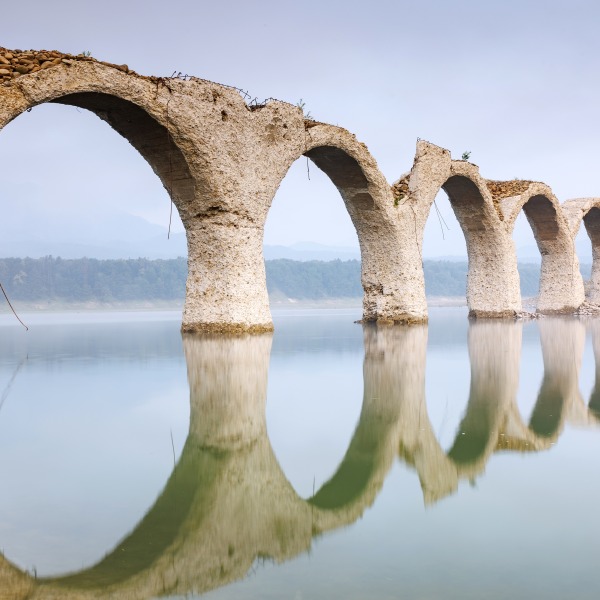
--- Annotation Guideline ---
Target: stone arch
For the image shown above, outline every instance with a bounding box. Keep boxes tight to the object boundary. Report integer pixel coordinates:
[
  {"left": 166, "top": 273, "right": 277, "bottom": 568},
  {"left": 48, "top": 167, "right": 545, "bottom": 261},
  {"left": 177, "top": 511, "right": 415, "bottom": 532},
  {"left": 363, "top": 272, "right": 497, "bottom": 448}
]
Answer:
[
  {"left": 0, "top": 62, "right": 202, "bottom": 221},
  {"left": 404, "top": 141, "right": 522, "bottom": 317},
  {"left": 501, "top": 185, "right": 584, "bottom": 313},
  {"left": 1, "top": 56, "right": 267, "bottom": 334},
  {"left": 1, "top": 60, "right": 215, "bottom": 335},
  {"left": 443, "top": 173, "right": 520, "bottom": 317},
  {"left": 263, "top": 122, "right": 427, "bottom": 324}
]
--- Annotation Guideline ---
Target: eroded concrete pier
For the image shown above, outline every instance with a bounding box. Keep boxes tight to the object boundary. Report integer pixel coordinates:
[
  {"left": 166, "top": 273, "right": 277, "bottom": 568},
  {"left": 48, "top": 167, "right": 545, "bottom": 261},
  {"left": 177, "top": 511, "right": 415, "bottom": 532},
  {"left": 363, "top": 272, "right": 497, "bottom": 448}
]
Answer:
[{"left": 0, "top": 48, "right": 597, "bottom": 330}]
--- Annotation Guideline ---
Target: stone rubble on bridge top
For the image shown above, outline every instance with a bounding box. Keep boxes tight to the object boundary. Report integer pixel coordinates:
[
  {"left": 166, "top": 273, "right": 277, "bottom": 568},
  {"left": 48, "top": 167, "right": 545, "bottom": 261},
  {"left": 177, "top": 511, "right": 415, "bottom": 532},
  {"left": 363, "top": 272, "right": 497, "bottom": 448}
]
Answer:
[
  {"left": 0, "top": 47, "right": 130, "bottom": 84},
  {"left": 485, "top": 179, "right": 537, "bottom": 200}
]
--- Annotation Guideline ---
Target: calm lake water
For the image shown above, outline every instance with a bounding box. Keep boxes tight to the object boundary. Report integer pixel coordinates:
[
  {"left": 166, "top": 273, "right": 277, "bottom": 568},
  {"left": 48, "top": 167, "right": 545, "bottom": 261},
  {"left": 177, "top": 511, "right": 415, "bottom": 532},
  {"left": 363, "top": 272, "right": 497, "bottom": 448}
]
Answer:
[{"left": 1, "top": 308, "right": 599, "bottom": 599}]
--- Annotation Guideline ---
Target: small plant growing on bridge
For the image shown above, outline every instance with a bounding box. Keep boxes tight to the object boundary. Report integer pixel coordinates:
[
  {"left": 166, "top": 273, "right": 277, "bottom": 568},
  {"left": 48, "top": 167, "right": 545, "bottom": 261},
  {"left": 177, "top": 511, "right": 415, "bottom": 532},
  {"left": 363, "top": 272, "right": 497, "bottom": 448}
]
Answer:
[
  {"left": 394, "top": 192, "right": 405, "bottom": 207},
  {"left": 296, "top": 99, "right": 312, "bottom": 120},
  {"left": 461, "top": 150, "right": 471, "bottom": 161}
]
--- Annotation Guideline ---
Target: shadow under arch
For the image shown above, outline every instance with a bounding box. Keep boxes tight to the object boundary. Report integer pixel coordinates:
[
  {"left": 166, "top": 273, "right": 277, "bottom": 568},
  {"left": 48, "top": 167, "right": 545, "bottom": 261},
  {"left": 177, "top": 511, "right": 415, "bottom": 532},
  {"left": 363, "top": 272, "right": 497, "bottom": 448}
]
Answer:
[{"left": 441, "top": 174, "right": 519, "bottom": 318}]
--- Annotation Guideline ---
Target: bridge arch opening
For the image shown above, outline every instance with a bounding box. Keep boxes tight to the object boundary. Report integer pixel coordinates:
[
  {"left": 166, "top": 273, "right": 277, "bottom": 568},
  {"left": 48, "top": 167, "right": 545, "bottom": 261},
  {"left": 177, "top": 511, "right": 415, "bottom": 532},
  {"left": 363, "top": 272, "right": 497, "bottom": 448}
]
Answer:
[
  {"left": 512, "top": 210, "right": 542, "bottom": 305},
  {"left": 54, "top": 91, "right": 195, "bottom": 204},
  {"left": 263, "top": 121, "right": 418, "bottom": 324},
  {"left": 581, "top": 206, "right": 600, "bottom": 303},
  {"left": 421, "top": 190, "right": 467, "bottom": 304},
  {"left": 420, "top": 172, "right": 518, "bottom": 316},
  {"left": 0, "top": 93, "right": 192, "bottom": 307},
  {"left": 263, "top": 151, "right": 361, "bottom": 307}
]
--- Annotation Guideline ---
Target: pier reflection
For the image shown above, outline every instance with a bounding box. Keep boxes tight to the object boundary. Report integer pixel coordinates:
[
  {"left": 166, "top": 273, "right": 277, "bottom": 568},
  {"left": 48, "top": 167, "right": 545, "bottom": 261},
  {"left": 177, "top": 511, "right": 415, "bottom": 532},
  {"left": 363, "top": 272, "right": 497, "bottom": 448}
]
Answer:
[{"left": 2, "top": 318, "right": 600, "bottom": 599}]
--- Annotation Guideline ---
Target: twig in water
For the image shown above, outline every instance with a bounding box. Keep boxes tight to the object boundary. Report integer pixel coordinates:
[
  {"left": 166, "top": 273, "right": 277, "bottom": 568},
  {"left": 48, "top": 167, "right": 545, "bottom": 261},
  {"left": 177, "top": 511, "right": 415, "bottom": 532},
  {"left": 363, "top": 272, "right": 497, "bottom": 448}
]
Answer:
[
  {"left": 0, "top": 356, "right": 27, "bottom": 414},
  {"left": 437, "top": 395, "right": 450, "bottom": 439},
  {"left": 0, "top": 283, "right": 28, "bottom": 330},
  {"left": 170, "top": 429, "right": 176, "bottom": 468}
]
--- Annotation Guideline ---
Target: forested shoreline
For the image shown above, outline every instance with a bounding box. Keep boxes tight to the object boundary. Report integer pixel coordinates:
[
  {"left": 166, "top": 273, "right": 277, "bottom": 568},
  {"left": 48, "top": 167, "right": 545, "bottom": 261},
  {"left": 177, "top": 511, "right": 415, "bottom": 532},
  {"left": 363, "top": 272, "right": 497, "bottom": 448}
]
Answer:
[{"left": 0, "top": 256, "right": 591, "bottom": 304}]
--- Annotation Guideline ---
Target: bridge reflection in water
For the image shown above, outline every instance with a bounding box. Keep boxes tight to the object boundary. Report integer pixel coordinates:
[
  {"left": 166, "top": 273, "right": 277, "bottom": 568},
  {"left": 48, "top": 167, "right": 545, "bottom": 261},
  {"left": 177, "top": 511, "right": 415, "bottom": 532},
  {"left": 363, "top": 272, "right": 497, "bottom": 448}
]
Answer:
[{"left": 1, "top": 317, "right": 599, "bottom": 599}]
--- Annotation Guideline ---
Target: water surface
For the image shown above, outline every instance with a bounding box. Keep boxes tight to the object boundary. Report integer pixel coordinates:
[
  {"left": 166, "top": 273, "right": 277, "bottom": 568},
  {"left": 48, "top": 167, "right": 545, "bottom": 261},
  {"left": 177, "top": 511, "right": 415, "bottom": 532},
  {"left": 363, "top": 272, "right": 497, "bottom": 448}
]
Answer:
[{"left": 1, "top": 308, "right": 599, "bottom": 599}]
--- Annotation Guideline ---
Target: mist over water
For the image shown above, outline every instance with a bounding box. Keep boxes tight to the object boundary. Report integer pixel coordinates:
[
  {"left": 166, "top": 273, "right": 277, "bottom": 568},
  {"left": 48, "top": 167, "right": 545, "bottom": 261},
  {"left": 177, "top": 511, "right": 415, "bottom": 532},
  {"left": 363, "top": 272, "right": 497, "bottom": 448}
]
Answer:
[{"left": 0, "top": 308, "right": 599, "bottom": 599}]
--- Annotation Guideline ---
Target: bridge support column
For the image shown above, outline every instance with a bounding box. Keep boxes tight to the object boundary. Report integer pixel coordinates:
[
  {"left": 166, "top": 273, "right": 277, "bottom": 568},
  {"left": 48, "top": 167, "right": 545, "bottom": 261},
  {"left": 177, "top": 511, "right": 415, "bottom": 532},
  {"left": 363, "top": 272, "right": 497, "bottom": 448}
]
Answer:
[
  {"left": 463, "top": 235, "right": 522, "bottom": 318},
  {"left": 182, "top": 220, "right": 273, "bottom": 333},
  {"left": 360, "top": 230, "right": 429, "bottom": 324}
]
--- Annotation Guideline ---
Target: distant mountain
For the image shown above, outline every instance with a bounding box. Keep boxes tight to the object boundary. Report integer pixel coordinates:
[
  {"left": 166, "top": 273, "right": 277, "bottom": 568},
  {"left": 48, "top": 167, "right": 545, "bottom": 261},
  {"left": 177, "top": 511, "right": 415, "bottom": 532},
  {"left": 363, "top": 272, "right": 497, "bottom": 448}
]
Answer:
[
  {"left": 264, "top": 242, "right": 360, "bottom": 261},
  {"left": 0, "top": 233, "right": 188, "bottom": 260},
  {"left": 0, "top": 210, "right": 188, "bottom": 259},
  {"left": 0, "top": 224, "right": 365, "bottom": 261},
  {"left": 516, "top": 240, "right": 593, "bottom": 264}
]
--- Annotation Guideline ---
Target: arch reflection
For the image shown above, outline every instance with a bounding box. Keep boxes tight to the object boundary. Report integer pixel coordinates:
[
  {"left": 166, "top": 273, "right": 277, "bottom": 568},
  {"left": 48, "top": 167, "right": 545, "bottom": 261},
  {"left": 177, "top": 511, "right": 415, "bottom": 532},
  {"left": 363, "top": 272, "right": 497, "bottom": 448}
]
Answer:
[{"left": 2, "top": 317, "right": 600, "bottom": 598}]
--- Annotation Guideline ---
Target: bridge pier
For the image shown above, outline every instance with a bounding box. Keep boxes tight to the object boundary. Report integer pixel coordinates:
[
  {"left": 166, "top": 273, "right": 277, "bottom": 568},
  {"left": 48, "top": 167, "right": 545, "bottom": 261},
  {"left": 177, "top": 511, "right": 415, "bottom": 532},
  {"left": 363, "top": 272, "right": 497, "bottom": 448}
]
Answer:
[{"left": 182, "top": 220, "right": 273, "bottom": 333}]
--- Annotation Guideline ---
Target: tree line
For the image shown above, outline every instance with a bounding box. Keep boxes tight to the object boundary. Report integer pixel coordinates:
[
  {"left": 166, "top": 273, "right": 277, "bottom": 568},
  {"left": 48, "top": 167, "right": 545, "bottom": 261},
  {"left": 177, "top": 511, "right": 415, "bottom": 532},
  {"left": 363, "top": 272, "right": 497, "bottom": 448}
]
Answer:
[{"left": 0, "top": 256, "right": 589, "bottom": 303}]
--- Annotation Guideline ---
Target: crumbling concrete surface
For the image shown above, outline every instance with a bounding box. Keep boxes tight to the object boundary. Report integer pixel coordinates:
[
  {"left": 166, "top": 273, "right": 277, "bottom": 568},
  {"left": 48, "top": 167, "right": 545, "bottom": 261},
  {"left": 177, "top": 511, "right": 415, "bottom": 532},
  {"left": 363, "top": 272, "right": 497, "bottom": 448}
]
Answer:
[{"left": 0, "top": 48, "right": 594, "bottom": 330}]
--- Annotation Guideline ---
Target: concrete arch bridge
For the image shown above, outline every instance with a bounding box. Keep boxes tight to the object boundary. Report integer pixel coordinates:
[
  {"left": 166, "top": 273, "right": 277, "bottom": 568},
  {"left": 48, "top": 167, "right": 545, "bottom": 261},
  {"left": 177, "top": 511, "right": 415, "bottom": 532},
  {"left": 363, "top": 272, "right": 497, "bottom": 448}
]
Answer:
[
  {"left": 1, "top": 318, "right": 600, "bottom": 599},
  {"left": 1, "top": 48, "right": 599, "bottom": 331}
]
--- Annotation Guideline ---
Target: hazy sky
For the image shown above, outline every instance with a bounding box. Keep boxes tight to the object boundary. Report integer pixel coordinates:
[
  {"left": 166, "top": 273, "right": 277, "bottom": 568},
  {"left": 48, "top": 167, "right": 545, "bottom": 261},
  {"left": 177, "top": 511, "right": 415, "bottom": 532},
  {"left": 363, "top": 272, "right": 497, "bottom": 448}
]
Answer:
[{"left": 1, "top": 0, "right": 599, "bottom": 258}]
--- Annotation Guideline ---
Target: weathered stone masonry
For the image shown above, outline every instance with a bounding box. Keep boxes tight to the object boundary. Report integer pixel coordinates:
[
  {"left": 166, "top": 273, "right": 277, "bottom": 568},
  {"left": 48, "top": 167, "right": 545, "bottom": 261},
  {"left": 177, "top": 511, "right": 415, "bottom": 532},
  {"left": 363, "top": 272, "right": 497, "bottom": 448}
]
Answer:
[{"left": 1, "top": 48, "right": 597, "bottom": 331}]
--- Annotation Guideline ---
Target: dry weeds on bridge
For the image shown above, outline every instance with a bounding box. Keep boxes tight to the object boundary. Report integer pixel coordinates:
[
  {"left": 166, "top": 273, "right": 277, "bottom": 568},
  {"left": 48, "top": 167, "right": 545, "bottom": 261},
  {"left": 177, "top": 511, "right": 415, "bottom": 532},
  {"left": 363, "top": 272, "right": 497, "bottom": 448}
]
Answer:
[{"left": 2, "top": 47, "right": 600, "bottom": 331}]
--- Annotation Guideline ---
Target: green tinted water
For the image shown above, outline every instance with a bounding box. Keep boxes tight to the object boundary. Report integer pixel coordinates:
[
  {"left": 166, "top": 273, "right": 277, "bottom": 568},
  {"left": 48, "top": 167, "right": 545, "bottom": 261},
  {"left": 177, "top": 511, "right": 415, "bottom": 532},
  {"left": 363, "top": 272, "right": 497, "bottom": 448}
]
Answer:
[{"left": 0, "top": 309, "right": 599, "bottom": 599}]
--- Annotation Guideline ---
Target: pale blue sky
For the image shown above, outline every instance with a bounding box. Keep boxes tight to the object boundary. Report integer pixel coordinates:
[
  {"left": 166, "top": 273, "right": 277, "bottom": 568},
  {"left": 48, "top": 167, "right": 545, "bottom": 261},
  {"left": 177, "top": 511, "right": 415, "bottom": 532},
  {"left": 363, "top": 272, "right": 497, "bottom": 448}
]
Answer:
[{"left": 1, "top": 0, "right": 599, "bottom": 258}]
